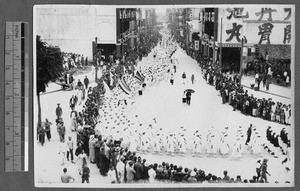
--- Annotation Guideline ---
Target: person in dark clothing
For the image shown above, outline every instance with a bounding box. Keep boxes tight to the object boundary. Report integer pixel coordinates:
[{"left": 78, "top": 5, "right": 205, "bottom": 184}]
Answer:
[
  {"left": 99, "top": 147, "right": 109, "bottom": 176},
  {"left": 260, "top": 159, "right": 271, "bottom": 183},
  {"left": 84, "top": 76, "right": 89, "bottom": 89},
  {"left": 245, "top": 124, "right": 253, "bottom": 145},
  {"left": 69, "top": 96, "right": 76, "bottom": 111},
  {"left": 186, "top": 91, "right": 192, "bottom": 106},
  {"left": 44, "top": 119, "right": 52, "bottom": 141},
  {"left": 142, "top": 161, "right": 150, "bottom": 182},
  {"left": 191, "top": 74, "right": 195, "bottom": 84},
  {"left": 38, "top": 125, "right": 46, "bottom": 146},
  {"left": 77, "top": 79, "right": 83, "bottom": 88},
  {"left": 56, "top": 103, "right": 63, "bottom": 119},
  {"left": 182, "top": 72, "right": 187, "bottom": 84},
  {"left": 82, "top": 164, "right": 90, "bottom": 183},
  {"left": 69, "top": 74, "right": 74, "bottom": 86},
  {"left": 266, "top": 126, "right": 272, "bottom": 141},
  {"left": 133, "top": 157, "right": 144, "bottom": 182},
  {"left": 75, "top": 143, "right": 83, "bottom": 157},
  {"left": 274, "top": 135, "right": 280, "bottom": 147}
]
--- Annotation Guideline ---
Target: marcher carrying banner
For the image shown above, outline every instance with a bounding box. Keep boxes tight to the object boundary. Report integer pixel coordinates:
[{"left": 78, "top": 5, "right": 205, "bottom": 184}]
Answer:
[
  {"left": 119, "top": 77, "right": 131, "bottom": 95},
  {"left": 135, "top": 70, "right": 145, "bottom": 82}
]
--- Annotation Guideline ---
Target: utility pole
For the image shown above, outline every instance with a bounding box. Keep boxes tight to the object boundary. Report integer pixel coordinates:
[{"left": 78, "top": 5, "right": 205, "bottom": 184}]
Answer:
[
  {"left": 220, "top": 17, "right": 223, "bottom": 71},
  {"left": 240, "top": 37, "right": 244, "bottom": 76},
  {"left": 95, "top": 37, "right": 98, "bottom": 82}
]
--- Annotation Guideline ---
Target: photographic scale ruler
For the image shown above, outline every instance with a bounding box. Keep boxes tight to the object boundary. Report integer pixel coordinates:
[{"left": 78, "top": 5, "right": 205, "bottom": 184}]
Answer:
[{"left": 5, "top": 22, "right": 29, "bottom": 172}]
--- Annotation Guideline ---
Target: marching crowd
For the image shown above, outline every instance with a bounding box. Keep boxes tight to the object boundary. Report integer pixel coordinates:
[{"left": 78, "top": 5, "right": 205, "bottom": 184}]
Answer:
[{"left": 60, "top": 135, "right": 277, "bottom": 184}]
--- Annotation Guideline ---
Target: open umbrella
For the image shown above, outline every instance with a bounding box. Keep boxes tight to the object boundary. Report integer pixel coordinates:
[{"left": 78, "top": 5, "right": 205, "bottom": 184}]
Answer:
[{"left": 185, "top": 89, "right": 195, "bottom": 93}]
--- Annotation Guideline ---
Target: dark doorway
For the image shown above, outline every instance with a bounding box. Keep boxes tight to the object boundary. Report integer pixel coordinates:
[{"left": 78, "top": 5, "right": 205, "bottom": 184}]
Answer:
[
  {"left": 221, "top": 47, "right": 241, "bottom": 73},
  {"left": 97, "top": 44, "right": 116, "bottom": 61}
]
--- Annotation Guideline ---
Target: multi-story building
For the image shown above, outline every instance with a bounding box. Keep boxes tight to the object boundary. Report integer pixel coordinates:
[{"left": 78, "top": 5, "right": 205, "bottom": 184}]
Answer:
[{"left": 198, "top": 6, "right": 293, "bottom": 73}]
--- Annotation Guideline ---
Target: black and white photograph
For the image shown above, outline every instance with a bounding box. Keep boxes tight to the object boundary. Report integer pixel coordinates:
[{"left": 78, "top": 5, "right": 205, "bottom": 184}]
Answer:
[{"left": 33, "top": 4, "right": 295, "bottom": 187}]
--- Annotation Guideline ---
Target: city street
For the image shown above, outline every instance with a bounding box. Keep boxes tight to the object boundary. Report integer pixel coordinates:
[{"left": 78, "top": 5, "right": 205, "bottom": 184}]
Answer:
[
  {"left": 34, "top": 5, "right": 294, "bottom": 187},
  {"left": 35, "top": 44, "right": 293, "bottom": 186}
]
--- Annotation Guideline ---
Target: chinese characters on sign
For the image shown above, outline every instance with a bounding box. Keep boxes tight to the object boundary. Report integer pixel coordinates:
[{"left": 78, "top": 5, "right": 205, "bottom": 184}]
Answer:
[
  {"left": 221, "top": 7, "right": 292, "bottom": 45},
  {"left": 255, "top": 8, "right": 277, "bottom": 21},
  {"left": 258, "top": 23, "right": 274, "bottom": 45},
  {"left": 226, "top": 8, "right": 249, "bottom": 20},
  {"left": 226, "top": 23, "right": 242, "bottom": 42},
  {"left": 283, "top": 24, "right": 291, "bottom": 44}
]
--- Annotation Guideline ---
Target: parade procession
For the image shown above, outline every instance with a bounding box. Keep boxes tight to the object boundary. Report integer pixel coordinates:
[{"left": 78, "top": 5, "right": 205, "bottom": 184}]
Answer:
[{"left": 34, "top": 5, "right": 294, "bottom": 187}]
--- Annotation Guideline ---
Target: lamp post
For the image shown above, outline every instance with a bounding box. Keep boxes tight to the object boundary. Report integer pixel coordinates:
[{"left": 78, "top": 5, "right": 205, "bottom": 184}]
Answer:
[{"left": 95, "top": 37, "right": 98, "bottom": 82}]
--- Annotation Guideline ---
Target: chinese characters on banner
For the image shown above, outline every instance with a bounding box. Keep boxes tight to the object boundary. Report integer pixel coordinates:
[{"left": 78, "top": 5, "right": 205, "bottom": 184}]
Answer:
[{"left": 218, "top": 6, "right": 293, "bottom": 45}]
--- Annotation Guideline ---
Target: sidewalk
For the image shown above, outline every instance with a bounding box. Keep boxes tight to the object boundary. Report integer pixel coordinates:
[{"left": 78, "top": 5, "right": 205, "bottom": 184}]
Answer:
[{"left": 240, "top": 76, "right": 292, "bottom": 100}]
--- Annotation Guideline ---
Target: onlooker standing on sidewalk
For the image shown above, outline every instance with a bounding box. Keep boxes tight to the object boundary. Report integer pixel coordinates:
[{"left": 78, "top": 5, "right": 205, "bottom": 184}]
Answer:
[
  {"left": 61, "top": 168, "right": 75, "bottom": 183},
  {"left": 285, "top": 75, "right": 290, "bottom": 86},
  {"left": 57, "top": 121, "right": 66, "bottom": 142},
  {"left": 38, "top": 125, "right": 45, "bottom": 146},
  {"left": 82, "top": 163, "right": 90, "bottom": 183},
  {"left": 67, "top": 136, "right": 74, "bottom": 163},
  {"left": 59, "top": 139, "right": 68, "bottom": 166},
  {"left": 44, "top": 119, "right": 52, "bottom": 141}
]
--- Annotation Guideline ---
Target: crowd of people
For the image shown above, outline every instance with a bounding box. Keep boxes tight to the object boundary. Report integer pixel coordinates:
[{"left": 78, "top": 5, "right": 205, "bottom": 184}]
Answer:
[
  {"left": 244, "top": 58, "right": 291, "bottom": 87},
  {"left": 60, "top": 133, "right": 283, "bottom": 184},
  {"left": 38, "top": 24, "right": 292, "bottom": 185},
  {"left": 197, "top": 57, "right": 292, "bottom": 126}
]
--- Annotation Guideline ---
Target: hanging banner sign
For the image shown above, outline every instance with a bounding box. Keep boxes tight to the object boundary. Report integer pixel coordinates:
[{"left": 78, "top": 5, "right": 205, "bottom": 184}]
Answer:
[{"left": 195, "top": 40, "right": 199, "bottom": 50}]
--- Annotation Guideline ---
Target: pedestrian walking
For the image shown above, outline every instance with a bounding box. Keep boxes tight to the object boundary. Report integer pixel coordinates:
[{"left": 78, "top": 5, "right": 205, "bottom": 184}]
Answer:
[
  {"left": 59, "top": 139, "right": 68, "bottom": 166},
  {"left": 75, "top": 150, "right": 87, "bottom": 175},
  {"left": 44, "top": 119, "right": 52, "bottom": 141},
  {"left": 260, "top": 159, "right": 271, "bottom": 183},
  {"left": 170, "top": 74, "right": 174, "bottom": 85},
  {"left": 245, "top": 124, "right": 253, "bottom": 145},
  {"left": 67, "top": 136, "right": 74, "bottom": 163},
  {"left": 38, "top": 125, "right": 46, "bottom": 146},
  {"left": 82, "top": 163, "right": 90, "bottom": 183},
  {"left": 57, "top": 121, "right": 66, "bottom": 142},
  {"left": 56, "top": 103, "right": 63, "bottom": 119},
  {"left": 84, "top": 76, "right": 89, "bottom": 89},
  {"left": 186, "top": 91, "right": 192, "bottom": 106},
  {"left": 191, "top": 74, "right": 195, "bottom": 84},
  {"left": 69, "top": 95, "right": 76, "bottom": 111},
  {"left": 173, "top": 65, "right": 177, "bottom": 73},
  {"left": 61, "top": 168, "right": 75, "bottom": 183},
  {"left": 77, "top": 79, "right": 83, "bottom": 89},
  {"left": 182, "top": 72, "right": 187, "bottom": 84}
]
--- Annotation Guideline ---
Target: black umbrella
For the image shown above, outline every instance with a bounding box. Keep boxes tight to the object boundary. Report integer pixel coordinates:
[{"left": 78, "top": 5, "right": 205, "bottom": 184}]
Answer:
[{"left": 185, "top": 89, "right": 195, "bottom": 93}]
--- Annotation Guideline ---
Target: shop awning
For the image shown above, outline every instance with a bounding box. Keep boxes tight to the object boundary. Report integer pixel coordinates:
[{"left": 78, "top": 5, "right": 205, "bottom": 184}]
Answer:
[{"left": 257, "top": 44, "right": 291, "bottom": 60}]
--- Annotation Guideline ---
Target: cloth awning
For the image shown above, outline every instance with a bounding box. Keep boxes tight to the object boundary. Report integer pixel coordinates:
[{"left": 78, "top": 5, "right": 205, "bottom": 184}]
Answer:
[{"left": 257, "top": 44, "right": 291, "bottom": 60}]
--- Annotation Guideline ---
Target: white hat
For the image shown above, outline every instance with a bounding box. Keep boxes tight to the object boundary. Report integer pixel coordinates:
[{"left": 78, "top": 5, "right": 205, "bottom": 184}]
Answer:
[{"left": 190, "top": 171, "right": 196, "bottom": 176}]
